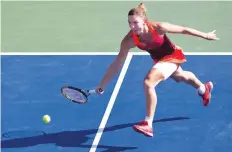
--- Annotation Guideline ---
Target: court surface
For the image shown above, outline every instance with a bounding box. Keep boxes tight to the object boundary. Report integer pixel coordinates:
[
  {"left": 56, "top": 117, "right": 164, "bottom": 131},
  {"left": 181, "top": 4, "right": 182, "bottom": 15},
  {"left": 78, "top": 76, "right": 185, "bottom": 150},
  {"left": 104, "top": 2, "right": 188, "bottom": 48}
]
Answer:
[{"left": 1, "top": 53, "right": 232, "bottom": 152}]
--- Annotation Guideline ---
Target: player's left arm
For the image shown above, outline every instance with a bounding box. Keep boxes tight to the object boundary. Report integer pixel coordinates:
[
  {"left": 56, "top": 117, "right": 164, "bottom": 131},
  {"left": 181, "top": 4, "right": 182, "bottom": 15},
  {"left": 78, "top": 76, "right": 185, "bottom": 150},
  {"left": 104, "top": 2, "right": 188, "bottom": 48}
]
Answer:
[{"left": 153, "top": 22, "right": 219, "bottom": 40}]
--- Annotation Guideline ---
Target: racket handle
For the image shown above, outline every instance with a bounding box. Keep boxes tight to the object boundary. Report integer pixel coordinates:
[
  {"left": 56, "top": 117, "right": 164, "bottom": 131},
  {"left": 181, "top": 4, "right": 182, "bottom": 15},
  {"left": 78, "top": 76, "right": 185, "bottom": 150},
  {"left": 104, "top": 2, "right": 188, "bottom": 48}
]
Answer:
[
  {"left": 89, "top": 88, "right": 104, "bottom": 94},
  {"left": 89, "top": 89, "right": 96, "bottom": 94}
]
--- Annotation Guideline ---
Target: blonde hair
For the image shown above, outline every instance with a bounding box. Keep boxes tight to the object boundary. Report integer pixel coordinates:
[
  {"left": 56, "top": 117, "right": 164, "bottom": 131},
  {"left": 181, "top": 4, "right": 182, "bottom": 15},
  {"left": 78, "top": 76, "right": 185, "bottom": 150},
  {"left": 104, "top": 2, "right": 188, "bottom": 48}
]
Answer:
[
  {"left": 137, "top": 3, "right": 147, "bottom": 13},
  {"left": 128, "top": 3, "right": 148, "bottom": 20}
]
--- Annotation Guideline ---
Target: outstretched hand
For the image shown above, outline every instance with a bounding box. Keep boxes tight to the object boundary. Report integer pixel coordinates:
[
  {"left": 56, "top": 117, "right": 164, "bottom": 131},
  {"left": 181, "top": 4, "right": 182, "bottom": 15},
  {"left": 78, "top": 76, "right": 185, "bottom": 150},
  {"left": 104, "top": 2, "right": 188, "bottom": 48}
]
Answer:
[{"left": 205, "top": 30, "right": 220, "bottom": 40}]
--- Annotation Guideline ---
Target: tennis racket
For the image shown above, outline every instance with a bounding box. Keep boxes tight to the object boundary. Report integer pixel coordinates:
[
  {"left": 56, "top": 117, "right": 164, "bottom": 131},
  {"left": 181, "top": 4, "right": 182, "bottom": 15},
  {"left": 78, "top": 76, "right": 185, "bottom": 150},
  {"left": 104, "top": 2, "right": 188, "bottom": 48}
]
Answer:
[{"left": 61, "top": 86, "right": 103, "bottom": 104}]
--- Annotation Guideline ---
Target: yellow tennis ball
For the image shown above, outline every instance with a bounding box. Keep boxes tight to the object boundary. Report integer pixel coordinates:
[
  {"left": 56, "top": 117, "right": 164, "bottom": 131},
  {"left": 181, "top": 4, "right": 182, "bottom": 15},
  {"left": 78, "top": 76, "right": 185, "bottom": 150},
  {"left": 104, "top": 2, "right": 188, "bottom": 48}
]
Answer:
[{"left": 43, "top": 115, "right": 51, "bottom": 123}]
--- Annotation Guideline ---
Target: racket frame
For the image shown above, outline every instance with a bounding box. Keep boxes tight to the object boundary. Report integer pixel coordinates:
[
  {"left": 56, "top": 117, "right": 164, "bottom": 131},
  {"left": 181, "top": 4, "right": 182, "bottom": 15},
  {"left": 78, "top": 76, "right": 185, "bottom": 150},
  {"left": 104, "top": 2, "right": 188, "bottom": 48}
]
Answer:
[{"left": 61, "top": 86, "right": 94, "bottom": 104}]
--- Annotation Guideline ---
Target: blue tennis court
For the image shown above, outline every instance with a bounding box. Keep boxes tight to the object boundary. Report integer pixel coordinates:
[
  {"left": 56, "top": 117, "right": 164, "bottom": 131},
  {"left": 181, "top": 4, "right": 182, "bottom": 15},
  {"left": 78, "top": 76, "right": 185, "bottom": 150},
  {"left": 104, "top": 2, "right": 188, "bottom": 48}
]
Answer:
[{"left": 1, "top": 54, "right": 232, "bottom": 152}]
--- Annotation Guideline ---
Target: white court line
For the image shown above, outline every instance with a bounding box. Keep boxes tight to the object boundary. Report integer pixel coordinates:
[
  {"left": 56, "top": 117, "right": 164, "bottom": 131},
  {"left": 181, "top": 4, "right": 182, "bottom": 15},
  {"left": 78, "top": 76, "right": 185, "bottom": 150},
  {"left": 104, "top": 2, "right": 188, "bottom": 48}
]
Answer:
[
  {"left": 89, "top": 53, "right": 133, "bottom": 152},
  {"left": 1, "top": 52, "right": 232, "bottom": 56}
]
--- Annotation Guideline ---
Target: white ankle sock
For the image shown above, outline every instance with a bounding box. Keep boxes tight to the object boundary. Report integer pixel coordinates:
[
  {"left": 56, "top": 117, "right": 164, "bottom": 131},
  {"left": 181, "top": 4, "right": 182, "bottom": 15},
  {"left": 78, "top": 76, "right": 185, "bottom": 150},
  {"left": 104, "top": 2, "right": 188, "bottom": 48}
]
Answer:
[
  {"left": 145, "top": 116, "right": 153, "bottom": 127},
  {"left": 197, "top": 84, "right": 206, "bottom": 95}
]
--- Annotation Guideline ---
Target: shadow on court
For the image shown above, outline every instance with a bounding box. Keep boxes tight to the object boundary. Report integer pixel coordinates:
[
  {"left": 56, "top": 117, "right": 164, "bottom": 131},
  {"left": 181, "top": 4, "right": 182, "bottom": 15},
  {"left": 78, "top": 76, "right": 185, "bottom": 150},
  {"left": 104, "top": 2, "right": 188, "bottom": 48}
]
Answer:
[{"left": 1, "top": 117, "right": 190, "bottom": 151}]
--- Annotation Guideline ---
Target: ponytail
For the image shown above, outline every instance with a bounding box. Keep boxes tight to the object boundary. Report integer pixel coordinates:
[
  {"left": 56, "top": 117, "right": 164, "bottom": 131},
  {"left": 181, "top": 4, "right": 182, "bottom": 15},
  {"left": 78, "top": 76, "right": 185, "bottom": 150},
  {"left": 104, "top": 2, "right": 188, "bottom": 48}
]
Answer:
[
  {"left": 128, "top": 2, "right": 148, "bottom": 20},
  {"left": 137, "top": 3, "right": 147, "bottom": 13}
]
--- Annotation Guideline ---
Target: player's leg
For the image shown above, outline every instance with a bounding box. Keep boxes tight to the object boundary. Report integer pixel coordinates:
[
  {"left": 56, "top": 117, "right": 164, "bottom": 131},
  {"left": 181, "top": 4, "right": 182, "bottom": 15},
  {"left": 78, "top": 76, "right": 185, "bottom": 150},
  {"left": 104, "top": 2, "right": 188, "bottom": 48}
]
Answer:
[
  {"left": 133, "top": 62, "right": 179, "bottom": 137},
  {"left": 171, "top": 66, "right": 203, "bottom": 88},
  {"left": 170, "top": 66, "right": 213, "bottom": 106},
  {"left": 144, "top": 68, "right": 164, "bottom": 126}
]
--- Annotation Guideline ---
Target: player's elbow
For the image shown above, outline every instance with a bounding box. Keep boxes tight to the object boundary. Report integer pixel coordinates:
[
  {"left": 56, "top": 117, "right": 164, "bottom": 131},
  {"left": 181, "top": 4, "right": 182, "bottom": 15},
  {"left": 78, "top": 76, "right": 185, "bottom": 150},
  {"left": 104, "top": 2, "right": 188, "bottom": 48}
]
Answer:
[
  {"left": 110, "top": 60, "right": 123, "bottom": 74},
  {"left": 182, "top": 27, "right": 191, "bottom": 34}
]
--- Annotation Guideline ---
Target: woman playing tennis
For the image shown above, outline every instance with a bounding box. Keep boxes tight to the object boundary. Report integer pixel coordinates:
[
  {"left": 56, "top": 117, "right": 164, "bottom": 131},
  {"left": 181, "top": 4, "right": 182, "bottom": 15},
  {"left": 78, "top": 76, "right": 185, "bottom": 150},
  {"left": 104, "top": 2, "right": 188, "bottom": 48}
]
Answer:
[{"left": 95, "top": 3, "right": 219, "bottom": 137}]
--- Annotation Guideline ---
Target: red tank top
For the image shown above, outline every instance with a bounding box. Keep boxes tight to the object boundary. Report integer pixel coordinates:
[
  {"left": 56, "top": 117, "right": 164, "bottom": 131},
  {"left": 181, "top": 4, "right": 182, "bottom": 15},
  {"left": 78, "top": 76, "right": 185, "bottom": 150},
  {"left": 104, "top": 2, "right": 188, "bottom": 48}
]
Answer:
[{"left": 132, "top": 21, "right": 176, "bottom": 61}]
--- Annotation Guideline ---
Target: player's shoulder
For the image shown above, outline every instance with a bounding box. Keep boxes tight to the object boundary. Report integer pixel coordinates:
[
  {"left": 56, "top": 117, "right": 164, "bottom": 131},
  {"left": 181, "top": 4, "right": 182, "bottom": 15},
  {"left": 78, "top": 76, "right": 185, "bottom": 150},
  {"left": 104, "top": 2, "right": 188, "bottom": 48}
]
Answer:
[
  {"left": 149, "top": 21, "right": 163, "bottom": 29},
  {"left": 123, "top": 30, "right": 133, "bottom": 41},
  {"left": 121, "top": 30, "right": 134, "bottom": 48},
  {"left": 149, "top": 20, "right": 166, "bottom": 34}
]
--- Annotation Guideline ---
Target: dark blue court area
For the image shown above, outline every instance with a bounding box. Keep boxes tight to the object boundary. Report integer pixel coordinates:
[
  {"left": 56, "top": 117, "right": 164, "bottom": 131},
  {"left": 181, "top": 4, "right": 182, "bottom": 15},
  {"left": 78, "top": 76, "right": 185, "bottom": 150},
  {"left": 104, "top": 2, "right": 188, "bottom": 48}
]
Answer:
[{"left": 1, "top": 55, "right": 232, "bottom": 152}]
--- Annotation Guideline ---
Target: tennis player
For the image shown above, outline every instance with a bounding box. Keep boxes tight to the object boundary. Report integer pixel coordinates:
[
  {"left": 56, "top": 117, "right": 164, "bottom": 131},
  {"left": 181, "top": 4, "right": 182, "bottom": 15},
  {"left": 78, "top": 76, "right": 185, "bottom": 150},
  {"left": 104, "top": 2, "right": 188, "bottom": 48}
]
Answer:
[{"left": 95, "top": 3, "right": 219, "bottom": 137}]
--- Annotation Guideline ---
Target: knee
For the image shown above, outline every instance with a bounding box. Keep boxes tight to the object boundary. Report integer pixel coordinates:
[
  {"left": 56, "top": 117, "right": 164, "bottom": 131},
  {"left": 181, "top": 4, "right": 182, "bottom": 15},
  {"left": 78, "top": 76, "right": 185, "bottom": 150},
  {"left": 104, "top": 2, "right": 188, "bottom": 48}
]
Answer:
[
  {"left": 143, "top": 75, "right": 161, "bottom": 89},
  {"left": 143, "top": 69, "right": 165, "bottom": 89},
  {"left": 144, "top": 78, "right": 154, "bottom": 89}
]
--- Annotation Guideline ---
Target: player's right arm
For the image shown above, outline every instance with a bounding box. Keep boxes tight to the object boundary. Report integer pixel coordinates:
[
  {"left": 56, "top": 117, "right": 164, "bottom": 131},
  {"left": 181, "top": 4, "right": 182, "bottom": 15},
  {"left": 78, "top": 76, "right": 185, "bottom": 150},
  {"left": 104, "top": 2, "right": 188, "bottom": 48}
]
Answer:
[{"left": 95, "top": 31, "right": 134, "bottom": 94}]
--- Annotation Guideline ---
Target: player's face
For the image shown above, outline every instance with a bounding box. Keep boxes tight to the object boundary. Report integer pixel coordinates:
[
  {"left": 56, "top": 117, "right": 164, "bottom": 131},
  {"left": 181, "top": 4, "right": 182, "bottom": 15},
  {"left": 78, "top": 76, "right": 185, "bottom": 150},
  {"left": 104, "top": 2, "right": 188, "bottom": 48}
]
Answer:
[{"left": 128, "top": 15, "right": 145, "bottom": 35}]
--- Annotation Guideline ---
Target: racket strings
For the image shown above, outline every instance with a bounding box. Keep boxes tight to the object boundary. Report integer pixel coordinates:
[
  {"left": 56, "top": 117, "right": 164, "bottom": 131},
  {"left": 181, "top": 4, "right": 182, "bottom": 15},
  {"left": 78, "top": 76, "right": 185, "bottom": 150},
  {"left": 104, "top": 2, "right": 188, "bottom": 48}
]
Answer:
[{"left": 62, "top": 88, "right": 87, "bottom": 103}]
